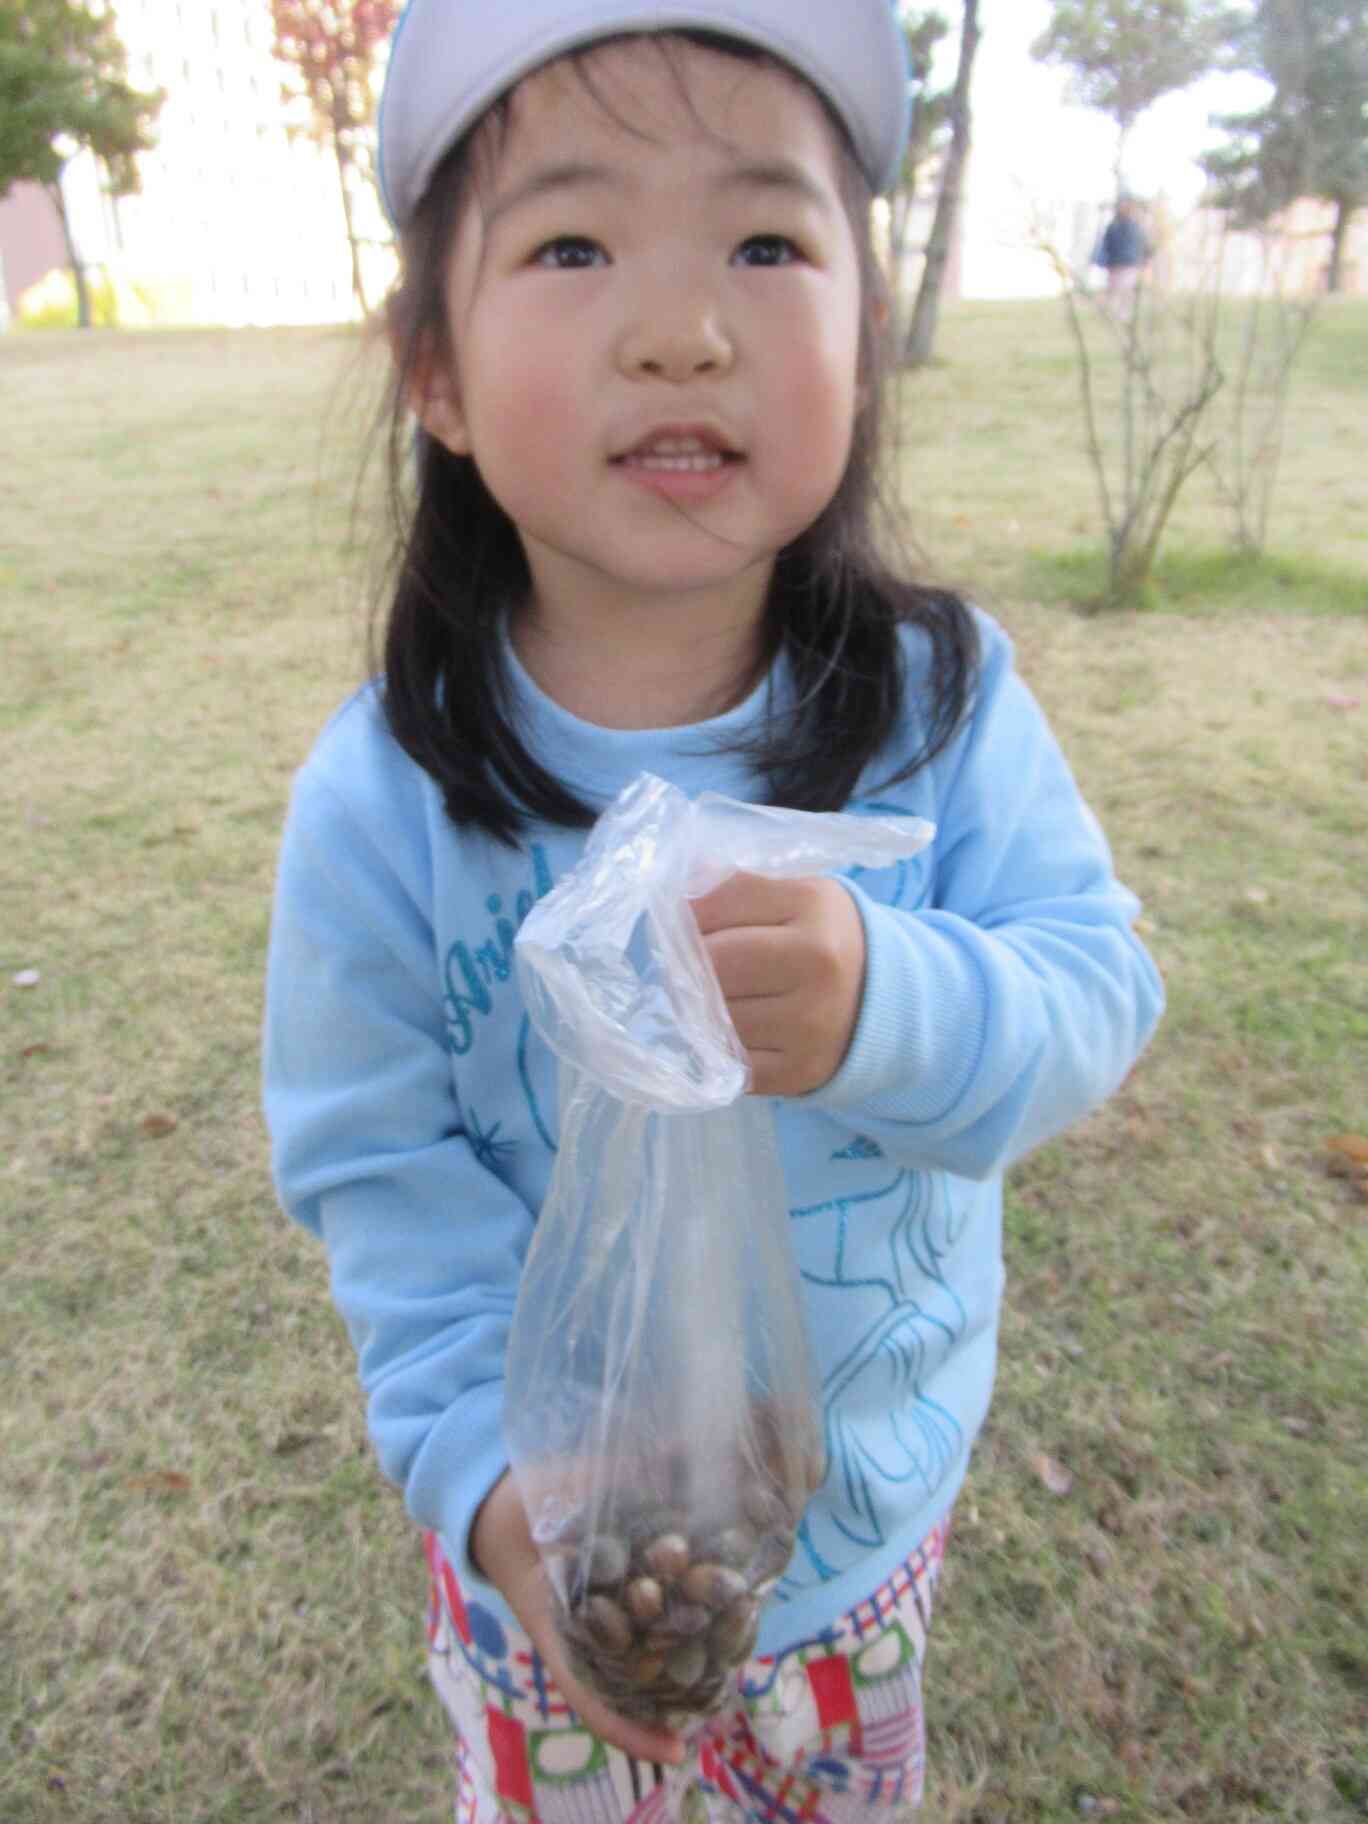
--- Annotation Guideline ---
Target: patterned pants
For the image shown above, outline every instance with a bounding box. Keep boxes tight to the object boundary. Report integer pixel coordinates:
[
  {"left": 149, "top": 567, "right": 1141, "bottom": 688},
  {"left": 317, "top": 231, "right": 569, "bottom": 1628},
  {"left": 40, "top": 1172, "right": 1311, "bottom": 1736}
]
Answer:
[{"left": 424, "top": 1523, "right": 948, "bottom": 1824}]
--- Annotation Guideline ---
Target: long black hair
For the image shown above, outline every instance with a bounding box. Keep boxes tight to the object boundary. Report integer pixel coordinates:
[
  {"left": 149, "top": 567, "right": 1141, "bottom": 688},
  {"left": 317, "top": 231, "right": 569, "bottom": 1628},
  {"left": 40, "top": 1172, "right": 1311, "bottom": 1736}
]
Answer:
[{"left": 376, "top": 31, "right": 979, "bottom": 848}]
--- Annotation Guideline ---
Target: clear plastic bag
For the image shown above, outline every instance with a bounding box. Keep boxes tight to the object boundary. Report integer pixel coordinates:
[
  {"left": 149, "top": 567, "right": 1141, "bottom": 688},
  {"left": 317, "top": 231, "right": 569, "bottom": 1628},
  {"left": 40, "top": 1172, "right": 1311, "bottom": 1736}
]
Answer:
[{"left": 510, "top": 773, "right": 934, "bottom": 1725}]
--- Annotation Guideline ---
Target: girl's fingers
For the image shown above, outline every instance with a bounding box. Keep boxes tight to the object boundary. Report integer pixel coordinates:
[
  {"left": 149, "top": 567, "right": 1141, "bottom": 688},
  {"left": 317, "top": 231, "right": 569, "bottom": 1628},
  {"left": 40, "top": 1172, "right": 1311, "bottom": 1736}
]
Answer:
[
  {"left": 701, "top": 929, "right": 791, "bottom": 1000},
  {"left": 504, "top": 1557, "right": 686, "bottom": 1767},
  {"left": 690, "top": 870, "right": 797, "bottom": 934},
  {"left": 535, "top": 1638, "right": 687, "bottom": 1766}
]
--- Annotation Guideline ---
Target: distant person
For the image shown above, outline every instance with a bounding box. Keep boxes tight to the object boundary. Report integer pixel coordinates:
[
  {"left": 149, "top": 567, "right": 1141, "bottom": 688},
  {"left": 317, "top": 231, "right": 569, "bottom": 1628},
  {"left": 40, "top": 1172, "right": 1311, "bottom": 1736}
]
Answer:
[
  {"left": 263, "top": 2, "right": 1166, "bottom": 1817},
  {"left": 1095, "top": 196, "right": 1152, "bottom": 309}
]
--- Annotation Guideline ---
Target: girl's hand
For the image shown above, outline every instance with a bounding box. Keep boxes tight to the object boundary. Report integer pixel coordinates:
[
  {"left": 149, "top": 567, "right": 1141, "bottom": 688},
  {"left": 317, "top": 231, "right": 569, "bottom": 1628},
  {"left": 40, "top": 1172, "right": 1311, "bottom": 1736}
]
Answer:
[
  {"left": 471, "top": 1473, "right": 687, "bottom": 1767},
  {"left": 691, "top": 872, "right": 866, "bottom": 1096}
]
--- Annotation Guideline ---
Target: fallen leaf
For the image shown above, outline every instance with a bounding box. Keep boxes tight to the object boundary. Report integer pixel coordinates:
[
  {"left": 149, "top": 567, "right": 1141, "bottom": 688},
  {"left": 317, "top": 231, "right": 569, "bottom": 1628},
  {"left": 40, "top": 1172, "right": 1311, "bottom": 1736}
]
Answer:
[
  {"left": 1033, "top": 1452, "right": 1074, "bottom": 1496},
  {"left": 21, "top": 1044, "right": 50, "bottom": 1059},
  {"left": 1325, "top": 1152, "right": 1364, "bottom": 1181},
  {"left": 1326, "top": 1134, "right": 1368, "bottom": 1166},
  {"left": 127, "top": 1470, "right": 191, "bottom": 1496},
  {"left": 140, "top": 1114, "right": 178, "bottom": 1139}
]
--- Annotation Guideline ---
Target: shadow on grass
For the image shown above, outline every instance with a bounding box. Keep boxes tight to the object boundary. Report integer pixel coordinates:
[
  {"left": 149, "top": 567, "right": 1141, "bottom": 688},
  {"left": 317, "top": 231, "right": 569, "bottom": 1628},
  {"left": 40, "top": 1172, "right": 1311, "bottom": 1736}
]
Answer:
[{"left": 1026, "top": 545, "right": 1368, "bottom": 617}]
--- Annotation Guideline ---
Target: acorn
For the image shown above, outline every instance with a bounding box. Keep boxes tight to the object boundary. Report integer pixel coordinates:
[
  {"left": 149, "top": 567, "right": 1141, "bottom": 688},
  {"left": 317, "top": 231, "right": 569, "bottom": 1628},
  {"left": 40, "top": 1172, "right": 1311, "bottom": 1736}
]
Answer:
[
  {"left": 683, "top": 1562, "right": 750, "bottom": 1610},
  {"left": 582, "top": 1532, "right": 631, "bottom": 1589},
  {"left": 661, "top": 1600, "right": 711, "bottom": 1639},
  {"left": 583, "top": 1594, "right": 633, "bottom": 1656},
  {"left": 709, "top": 1594, "right": 760, "bottom": 1663},
  {"left": 642, "top": 1532, "right": 691, "bottom": 1581},
  {"left": 627, "top": 1647, "right": 668, "bottom": 1689},
  {"left": 664, "top": 1640, "right": 708, "bottom": 1690},
  {"left": 625, "top": 1575, "right": 666, "bottom": 1623}
]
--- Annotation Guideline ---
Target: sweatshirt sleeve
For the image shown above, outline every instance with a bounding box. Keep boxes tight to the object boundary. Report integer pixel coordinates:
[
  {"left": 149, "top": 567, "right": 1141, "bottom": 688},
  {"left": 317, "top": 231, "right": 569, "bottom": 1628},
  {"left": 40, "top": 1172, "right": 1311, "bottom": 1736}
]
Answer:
[
  {"left": 263, "top": 764, "right": 523, "bottom": 1586},
  {"left": 808, "top": 619, "right": 1164, "bottom": 1178}
]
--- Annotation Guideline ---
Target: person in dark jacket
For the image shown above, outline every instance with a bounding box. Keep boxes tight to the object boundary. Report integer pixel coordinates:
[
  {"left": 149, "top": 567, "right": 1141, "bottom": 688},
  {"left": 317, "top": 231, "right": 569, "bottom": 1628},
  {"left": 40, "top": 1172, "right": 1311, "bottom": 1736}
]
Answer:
[{"left": 1094, "top": 196, "right": 1151, "bottom": 309}]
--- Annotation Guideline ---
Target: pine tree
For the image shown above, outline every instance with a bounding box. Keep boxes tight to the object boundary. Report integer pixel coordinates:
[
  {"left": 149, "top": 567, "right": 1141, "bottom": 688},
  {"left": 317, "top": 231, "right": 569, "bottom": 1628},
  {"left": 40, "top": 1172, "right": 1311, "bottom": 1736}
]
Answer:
[
  {"left": 1202, "top": 0, "right": 1368, "bottom": 289},
  {"left": 1032, "top": 0, "right": 1240, "bottom": 187}
]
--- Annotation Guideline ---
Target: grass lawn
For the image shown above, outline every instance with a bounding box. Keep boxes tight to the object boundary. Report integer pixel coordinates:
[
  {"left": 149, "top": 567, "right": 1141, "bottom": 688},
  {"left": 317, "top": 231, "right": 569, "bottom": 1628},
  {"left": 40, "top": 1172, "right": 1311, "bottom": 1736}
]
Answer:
[{"left": 1, "top": 300, "right": 1365, "bottom": 1823}]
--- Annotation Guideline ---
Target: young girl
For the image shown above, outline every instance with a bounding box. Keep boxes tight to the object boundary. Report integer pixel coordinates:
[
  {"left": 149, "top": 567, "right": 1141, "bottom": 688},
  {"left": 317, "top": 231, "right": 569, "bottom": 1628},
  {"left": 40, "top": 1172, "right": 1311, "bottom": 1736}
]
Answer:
[{"left": 264, "top": 2, "right": 1164, "bottom": 1817}]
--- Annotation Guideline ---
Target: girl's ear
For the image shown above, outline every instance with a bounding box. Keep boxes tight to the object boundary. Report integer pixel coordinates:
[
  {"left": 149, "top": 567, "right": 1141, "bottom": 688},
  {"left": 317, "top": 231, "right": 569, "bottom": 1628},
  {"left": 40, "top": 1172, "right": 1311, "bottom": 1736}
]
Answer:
[
  {"left": 390, "top": 304, "right": 471, "bottom": 454},
  {"left": 410, "top": 344, "right": 471, "bottom": 455}
]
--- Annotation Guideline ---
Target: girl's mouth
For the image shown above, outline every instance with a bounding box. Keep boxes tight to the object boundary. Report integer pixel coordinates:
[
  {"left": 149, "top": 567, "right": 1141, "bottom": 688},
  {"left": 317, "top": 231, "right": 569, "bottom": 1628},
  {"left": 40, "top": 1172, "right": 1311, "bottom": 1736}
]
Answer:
[
  {"left": 622, "top": 450, "right": 735, "bottom": 474},
  {"left": 613, "top": 432, "right": 744, "bottom": 475}
]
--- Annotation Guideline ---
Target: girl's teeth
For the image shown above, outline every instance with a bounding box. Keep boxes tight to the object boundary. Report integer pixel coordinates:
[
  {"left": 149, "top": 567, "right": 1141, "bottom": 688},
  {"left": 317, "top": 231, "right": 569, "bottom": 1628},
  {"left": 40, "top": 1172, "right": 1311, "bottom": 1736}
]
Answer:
[{"left": 629, "top": 452, "right": 726, "bottom": 471}]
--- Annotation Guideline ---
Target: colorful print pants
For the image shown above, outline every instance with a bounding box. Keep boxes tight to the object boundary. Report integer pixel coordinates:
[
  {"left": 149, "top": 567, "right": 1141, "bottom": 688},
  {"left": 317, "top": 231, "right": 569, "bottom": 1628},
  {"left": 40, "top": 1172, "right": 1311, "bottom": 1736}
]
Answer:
[{"left": 424, "top": 1522, "right": 948, "bottom": 1824}]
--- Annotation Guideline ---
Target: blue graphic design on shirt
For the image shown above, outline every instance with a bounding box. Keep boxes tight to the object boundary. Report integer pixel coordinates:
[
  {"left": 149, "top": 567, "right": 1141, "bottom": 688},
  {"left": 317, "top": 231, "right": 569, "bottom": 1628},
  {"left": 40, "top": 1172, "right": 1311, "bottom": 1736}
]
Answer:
[
  {"left": 832, "top": 1135, "right": 884, "bottom": 1162},
  {"left": 446, "top": 844, "right": 559, "bottom": 1154},
  {"left": 784, "top": 1169, "right": 965, "bottom": 1589},
  {"left": 465, "top": 1107, "right": 516, "bottom": 1174},
  {"left": 443, "top": 844, "right": 553, "bottom": 1056},
  {"left": 518, "top": 1014, "right": 557, "bottom": 1153}
]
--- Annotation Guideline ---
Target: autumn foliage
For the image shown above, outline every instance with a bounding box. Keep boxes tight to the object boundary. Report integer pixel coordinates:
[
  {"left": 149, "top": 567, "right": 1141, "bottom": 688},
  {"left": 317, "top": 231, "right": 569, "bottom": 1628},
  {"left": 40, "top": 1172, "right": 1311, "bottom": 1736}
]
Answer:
[{"left": 269, "top": 0, "right": 400, "bottom": 311}]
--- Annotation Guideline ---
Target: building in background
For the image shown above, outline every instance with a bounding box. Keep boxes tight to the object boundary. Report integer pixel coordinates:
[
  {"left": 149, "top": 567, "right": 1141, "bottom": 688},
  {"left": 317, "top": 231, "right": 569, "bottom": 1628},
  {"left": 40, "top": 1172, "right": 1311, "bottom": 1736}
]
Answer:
[
  {"left": 0, "top": 182, "right": 69, "bottom": 329},
  {"left": 0, "top": 0, "right": 395, "bottom": 327}
]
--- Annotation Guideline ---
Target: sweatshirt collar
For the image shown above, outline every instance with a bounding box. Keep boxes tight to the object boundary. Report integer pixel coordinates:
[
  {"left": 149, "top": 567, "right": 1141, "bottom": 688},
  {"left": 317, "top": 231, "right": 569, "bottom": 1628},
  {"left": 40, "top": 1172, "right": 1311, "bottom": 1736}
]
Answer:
[{"left": 501, "top": 633, "right": 786, "bottom": 808}]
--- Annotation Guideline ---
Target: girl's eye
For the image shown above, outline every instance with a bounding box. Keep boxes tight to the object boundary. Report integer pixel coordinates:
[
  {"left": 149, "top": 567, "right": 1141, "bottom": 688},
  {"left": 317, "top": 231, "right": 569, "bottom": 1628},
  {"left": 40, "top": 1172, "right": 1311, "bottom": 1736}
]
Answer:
[
  {"left": 533, "top": 236, "right": 608, "bottom": 270},
  {"left": 734, "top": 234, "right": 801, "bottom": 268}
]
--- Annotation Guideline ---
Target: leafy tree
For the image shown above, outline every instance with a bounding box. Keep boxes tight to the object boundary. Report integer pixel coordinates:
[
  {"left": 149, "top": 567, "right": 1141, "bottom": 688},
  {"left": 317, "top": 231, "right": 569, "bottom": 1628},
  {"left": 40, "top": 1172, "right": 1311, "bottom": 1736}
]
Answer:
[
  {"left": 1031, "top": 0, "right": 1240, "bottom": 186},
  {"left": 903, "top": 0, "right": 982, "bottom": 368},
  {"left": 1201, "top": 0, "right": 1368, "bottom": 290},
  {"left": 269, "top": 0, "right": 400, "bottom": 316},
  {"left": 0, "top": 0, "right": 162, "bottom": 328}
]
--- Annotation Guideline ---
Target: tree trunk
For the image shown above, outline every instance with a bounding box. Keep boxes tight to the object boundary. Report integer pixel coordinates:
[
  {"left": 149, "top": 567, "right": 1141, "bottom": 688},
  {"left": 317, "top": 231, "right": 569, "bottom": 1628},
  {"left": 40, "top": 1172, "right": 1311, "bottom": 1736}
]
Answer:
[
  {"left": 48, "top": 177, "right": 91, "bottom": 330},
  {"left": 1114, "top": 117, "right": 1133, "bottom": 197},
  {"left": 331, "top": 105, "right": 369, "bottom": 317},
  {"left": 1325, "top": 198, "right": 1349, "bottom": 293},
  {"left": 902, "top": 0, "right": 981, "bottom": 368}
]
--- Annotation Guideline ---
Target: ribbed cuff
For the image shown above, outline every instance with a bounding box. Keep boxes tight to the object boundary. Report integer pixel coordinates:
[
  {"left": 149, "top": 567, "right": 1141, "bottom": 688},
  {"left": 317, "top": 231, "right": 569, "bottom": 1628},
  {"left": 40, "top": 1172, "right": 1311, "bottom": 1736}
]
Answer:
[
  {"left": 802, "top": 881, "right": 987, "bottom": 1125},
  {"left": 407, "top": 1379, "right": 509, "bottom": 1592}
]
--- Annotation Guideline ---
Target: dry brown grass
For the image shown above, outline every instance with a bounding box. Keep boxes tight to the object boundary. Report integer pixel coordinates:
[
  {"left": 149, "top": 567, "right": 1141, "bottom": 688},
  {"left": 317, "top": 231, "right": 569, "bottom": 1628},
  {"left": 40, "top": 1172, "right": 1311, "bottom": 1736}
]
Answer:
[{"left": 2, "top": 308, "right": 1364, "bottom": 1822}]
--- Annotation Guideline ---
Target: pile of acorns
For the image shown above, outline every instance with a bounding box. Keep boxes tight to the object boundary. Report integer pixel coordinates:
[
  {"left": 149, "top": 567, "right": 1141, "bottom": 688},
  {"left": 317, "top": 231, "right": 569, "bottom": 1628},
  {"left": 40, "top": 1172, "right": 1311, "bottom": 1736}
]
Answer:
[{"left": 540, "top": 1474, "right": 810, "bottom": 1726}]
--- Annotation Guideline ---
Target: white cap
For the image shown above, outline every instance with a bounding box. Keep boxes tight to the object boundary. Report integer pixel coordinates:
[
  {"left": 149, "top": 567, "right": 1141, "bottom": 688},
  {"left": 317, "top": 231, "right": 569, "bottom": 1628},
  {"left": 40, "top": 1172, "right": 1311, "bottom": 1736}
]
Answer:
[{"left": 379, "top": 0, "right": 913, "bottom": 227}]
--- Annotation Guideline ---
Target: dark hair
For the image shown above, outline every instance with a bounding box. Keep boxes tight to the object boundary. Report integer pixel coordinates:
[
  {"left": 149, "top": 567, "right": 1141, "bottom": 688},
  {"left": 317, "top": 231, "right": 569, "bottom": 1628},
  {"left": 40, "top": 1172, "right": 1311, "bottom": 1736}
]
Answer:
[{"left": 376, "top": 31, "right": 979, "bottom": 847}]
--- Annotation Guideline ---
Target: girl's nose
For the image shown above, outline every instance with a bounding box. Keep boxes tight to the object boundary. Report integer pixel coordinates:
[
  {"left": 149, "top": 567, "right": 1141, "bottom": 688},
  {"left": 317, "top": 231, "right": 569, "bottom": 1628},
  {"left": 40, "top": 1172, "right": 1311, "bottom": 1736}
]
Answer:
[{"left": 618, "top": 296, "right": 734, "bottom": 383}]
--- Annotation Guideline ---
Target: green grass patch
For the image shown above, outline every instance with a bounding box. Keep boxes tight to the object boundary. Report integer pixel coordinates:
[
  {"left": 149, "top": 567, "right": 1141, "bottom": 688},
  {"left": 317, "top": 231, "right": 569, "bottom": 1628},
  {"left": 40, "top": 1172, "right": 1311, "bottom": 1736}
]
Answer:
[
  {"left": 1027, "top": 543, "right": 1368, "bottom": 616},
  {"left": 2, "top": 312, "right": 1365, "bottom": 1822}
]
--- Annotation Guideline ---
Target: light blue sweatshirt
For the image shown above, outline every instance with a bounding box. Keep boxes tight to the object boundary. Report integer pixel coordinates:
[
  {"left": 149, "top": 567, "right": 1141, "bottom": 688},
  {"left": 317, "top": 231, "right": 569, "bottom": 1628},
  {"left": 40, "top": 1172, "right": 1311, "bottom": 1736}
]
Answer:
[{"left": 263, "top": 610, "right": 1163, "bottom": 1656}]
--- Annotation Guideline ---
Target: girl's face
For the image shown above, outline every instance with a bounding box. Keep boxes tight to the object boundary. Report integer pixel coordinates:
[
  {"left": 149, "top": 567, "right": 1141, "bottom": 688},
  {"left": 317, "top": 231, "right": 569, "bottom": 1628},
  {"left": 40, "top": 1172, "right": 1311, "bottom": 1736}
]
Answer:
[{"left": 416, "top": 37, "right": 864, "bottom": 633}]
